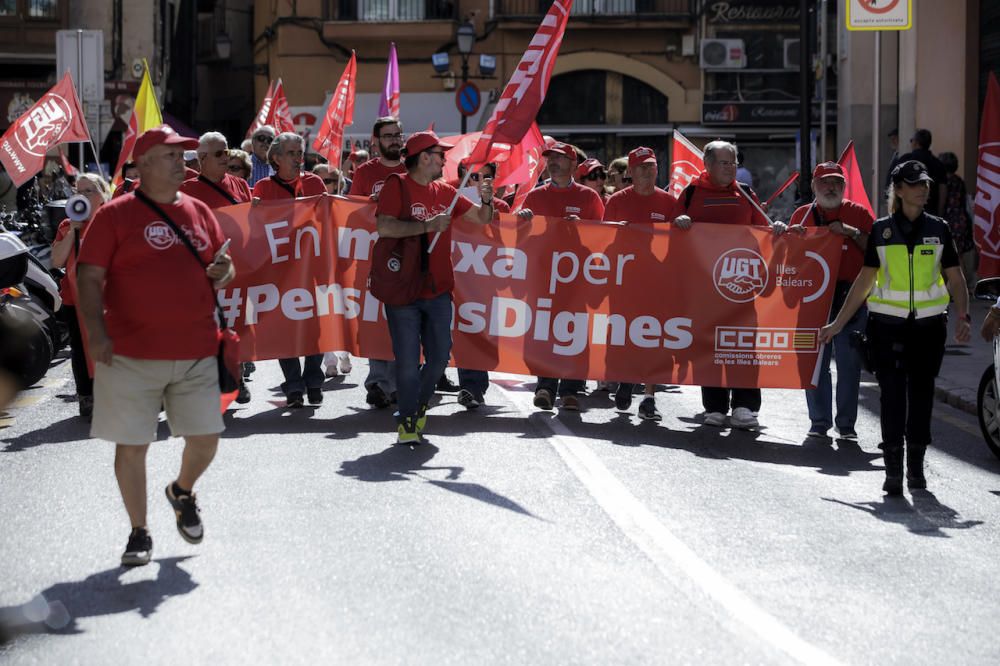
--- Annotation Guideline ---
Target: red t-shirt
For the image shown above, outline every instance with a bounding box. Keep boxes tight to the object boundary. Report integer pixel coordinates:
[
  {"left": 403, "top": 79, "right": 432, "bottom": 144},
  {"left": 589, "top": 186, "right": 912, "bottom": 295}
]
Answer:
[
  {"left": 376, "top": 174, "right": 473, "bottom": 299},
  {"left": 603, "top": 186, "right": 677, "bottom": 224},
  {"left": 180, "top": 173, "right": 252, "bottom": 208},
  {"left": 790, "top": 200, "right": 874, "bottom": 282},
  {"left": 77, "top": 192, "right": 226, "bottom": 360},
  {"left": 678, "top": 172, "right": 770, "bottom": 226},
  {"left": 522, "top": 180, "right": 605, "bottom": 221},
  {"left": 252, "top": 173, "right": 326, "bottom": 200},
  {"left": 351, "top": 159, "right": 406, "bottom": 198},
  {"left": 52, "top": 218, "right": 84, "bottom": 306}
]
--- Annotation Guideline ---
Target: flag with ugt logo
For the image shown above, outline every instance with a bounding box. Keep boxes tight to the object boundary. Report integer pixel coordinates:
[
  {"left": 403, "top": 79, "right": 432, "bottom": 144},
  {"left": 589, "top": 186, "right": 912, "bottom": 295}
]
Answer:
[
  {"left": 0, "top": 71, "right": 91, "bottom": 187},
  {"left": 975, "top": 71, "right": 1000, "bottom": 278}
]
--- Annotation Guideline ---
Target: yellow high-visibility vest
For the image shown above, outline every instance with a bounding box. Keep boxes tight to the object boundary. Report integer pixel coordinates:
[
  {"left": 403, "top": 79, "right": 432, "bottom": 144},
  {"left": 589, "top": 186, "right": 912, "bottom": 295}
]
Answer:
[{"left": 867, "top": 214, "right": 950, "bottom": 319}]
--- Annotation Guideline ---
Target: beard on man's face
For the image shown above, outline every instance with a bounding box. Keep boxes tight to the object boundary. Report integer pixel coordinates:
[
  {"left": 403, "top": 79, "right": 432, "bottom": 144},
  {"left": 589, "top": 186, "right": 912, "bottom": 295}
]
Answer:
[{"left": 380, "top": 142, "right": 401, "bottom": 160}]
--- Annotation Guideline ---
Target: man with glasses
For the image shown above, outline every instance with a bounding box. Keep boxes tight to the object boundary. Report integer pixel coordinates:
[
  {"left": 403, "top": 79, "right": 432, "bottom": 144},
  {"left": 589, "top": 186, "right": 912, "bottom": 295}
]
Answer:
[
  {"left": 252, "top": 132, "right": 327, "bottom": 408},
  {"left": 248, "top": 125, "right": 276, "bottom": 186},
  {"left": 375, "top": 131, "right": 496, "bottom": 444},
  {"left": 352, "top": 117, "right": 408, "bottom": 409},
  {"left": 516, "top": 142, "right": 605, "bottom": 411}
]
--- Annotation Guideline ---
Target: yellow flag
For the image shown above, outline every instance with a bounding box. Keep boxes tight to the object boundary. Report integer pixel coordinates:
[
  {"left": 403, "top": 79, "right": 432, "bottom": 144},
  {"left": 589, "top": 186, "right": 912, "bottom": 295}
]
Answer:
[{"left": 113, "top": 59, "right": 162, "bottom": 182}]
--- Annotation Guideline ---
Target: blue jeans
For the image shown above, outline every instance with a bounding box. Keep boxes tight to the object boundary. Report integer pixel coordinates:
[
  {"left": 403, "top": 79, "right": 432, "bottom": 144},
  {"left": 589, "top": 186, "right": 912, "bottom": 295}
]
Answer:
[
  {"left": 365, "top": 359, "right": 397, "bottom": 394},
  {"left": 806, "top": 302, "right": 867, "bottom": 434},
  {"left": 458, "top": 369, "right": 489, "bottom": 397},
  {"left": 279, "top": 354, "right": 324, "bottom": 395},
  {"left": 385, "top": 292, "right": 453, "bottom": 420}
]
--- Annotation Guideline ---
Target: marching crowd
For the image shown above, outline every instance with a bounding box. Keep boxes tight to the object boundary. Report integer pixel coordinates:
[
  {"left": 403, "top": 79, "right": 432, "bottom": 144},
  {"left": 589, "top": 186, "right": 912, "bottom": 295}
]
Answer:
[{"left": 47, "top": 112, "right": 981, "bottom": 566}]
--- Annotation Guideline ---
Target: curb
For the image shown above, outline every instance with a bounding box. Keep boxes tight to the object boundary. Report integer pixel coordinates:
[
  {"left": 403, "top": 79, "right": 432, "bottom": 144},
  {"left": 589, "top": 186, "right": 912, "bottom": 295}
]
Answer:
[{"left": 935, "top": 380, "right": 978, "bottom": 417}]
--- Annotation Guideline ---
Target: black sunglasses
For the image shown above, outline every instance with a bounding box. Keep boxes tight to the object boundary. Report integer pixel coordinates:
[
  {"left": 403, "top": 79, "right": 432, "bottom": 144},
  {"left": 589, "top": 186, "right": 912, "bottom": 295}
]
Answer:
[
  {"left": 254, "top": 135, "right": 274, "bottom": 144},
  {"left": 322, "top": 178, "right": 339, "bottom": 185},
  {"left": 469, "top": 173, "right": 493, "bottom": 182},
  {"left": 584, "top": 171, "right": 607, "bottom": 181}
]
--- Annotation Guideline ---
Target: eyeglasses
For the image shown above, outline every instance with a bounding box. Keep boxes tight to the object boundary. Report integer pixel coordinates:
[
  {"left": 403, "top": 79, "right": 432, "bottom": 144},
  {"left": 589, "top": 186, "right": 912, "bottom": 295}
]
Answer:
[
  {"left": 322, "top": 178, "right": 339, "bottom": 185},
  {"left": 622, "top": 176, "right": 632, "bottom": 184},
  {"left": 204, "top": 149, "right": 228, "bottom": 158},
  {"left": 380, "top": 132, "right": 403, "bottom": 140},
  {"left": 253, "top": 135, "right": 274, "bottom": 144},
  {"left": 76, "top": 188, "right": 100, "bottom": 196},
  {"left": 469, "top": 173, "right": 493, "bottom": 182},
  {"left": 715, "top": 160, "right": 739, "bottom": 168},
  {"left": 227, "top": 164, "right": 245, "bottom": 173},
  {"left": 584, "top": 171, "right": 607, "bottom": 181}
]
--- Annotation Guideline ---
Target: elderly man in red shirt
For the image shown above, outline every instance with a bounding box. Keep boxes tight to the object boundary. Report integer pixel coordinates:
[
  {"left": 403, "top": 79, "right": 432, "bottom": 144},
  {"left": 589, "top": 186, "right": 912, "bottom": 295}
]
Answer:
[
  {"left": 77, "top": 125, "right": 235, "bottom": 567},
  {"left": 673, "top": 140, "right": 784, "bottom": 430},
  {"left": 517, "top": 142, "right": 605, "bottom": 411},
  {"left": 789, "top": 161, "right": 873, "bottom": 440}
]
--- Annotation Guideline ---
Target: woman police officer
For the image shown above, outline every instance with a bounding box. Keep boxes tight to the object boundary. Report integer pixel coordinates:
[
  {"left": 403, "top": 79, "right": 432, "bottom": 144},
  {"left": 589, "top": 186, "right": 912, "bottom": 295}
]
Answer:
[{"left": 820, "top": 160, "right": 971, "bottom": 495}]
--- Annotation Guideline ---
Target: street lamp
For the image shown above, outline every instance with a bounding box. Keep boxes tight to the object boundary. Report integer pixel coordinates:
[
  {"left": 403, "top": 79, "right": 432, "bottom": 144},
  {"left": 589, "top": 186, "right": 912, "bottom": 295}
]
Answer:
[
  {"left": 457, "top": 21, "right": 476, "bottom": 133},
  {"left": 430, "top": 20, "right": 497, "bottom": 133}
]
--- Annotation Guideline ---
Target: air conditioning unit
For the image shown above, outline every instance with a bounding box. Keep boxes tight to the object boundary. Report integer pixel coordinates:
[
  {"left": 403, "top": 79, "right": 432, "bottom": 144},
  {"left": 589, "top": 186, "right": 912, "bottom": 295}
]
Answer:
[
  {"left": 783, "top": 39, "right": 800, "bottom": 70},
  {"left": 700, "top": 39, "right": 746, "bottom": 69}
]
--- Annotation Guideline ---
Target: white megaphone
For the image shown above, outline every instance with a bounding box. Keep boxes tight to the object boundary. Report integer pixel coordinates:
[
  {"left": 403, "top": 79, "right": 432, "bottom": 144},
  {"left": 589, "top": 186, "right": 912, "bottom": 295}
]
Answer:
[{"left": 65, "top": 194, "right": 92, "bottom": 223}]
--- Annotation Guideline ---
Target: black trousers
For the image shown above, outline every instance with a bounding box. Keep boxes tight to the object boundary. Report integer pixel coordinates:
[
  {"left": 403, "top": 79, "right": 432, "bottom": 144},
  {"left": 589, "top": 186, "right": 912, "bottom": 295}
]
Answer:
[
  {"left": 701, "top": 387, "right": 761, "bottom": 414},
  {"left": 61, "top": 305, "right": 92, "bottom": 397},
  {"left": 868, "top": 314, "right": 946, "bottom": 451}
]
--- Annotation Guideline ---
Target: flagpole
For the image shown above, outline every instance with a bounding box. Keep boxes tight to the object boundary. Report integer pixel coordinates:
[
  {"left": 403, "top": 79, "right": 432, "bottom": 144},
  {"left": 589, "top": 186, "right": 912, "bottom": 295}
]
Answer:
[{"left": 427, "top": 168, "right": 474, "bottom": 253}]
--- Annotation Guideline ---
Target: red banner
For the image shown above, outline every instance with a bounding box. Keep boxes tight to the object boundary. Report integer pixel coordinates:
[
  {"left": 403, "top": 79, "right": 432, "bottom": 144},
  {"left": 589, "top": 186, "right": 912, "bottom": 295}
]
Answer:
[
  {"left": 210, "top": 197, "right": 842, "bottom": 389},
  {"left": 0, "top": 72, "right": 90, "bottom": 187},
  {"left": 975, "top": 71, "right": 1000, "bottom": 278},
  {"left": 313, "top": 52, "right": 357, "bottom": 167}
]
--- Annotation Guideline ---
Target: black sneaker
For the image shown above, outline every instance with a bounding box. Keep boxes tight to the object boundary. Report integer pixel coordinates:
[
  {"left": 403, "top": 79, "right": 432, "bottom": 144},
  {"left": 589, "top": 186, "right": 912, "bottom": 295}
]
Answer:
[
  {"left": 533, "top": 388, "right": 554, "bottom": 410},
  {"left": 121, "top": 527, "right": 153, "bottom": 567},
  {"left": 366, "top": 384, "right": 391, "bottom": 408},
  {"left": 165, "top": 484, "right": 204, "bottom": 544},
  {"left": 457, "top": 389, "right": 481, "bottom": 409},
  {"left": 78, "top": 395, "right": 94, "bottom": 419},
  {"left": 436, "top": 375, "right": 460, "bottom": 393},
  {"left": 614, "top": 383, "right": 633, "bottom": 412},
  {"left": 287, "top": 391, "right": 305, "bottom": 408},
  {"left": 242, "top": 361, "right": 255, "bottom": 379},
  {"left": 235, "top": 383, "right": 251, "bottom": 404},
  {"left": 638, "top": 397, "right": 662, "bottom": 421},
  {"left": 307, "top": 387, "right": 323, "bottom": 405}
]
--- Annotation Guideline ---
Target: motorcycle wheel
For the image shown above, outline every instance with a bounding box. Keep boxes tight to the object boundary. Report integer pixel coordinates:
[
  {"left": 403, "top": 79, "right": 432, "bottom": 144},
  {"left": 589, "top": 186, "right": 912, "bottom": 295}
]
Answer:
[
  {"left": 977, "top": 365, "right": 1000, "bottom": 461},
  {"left": 0, "top": 314, "right": 53, "bottom": 389}
]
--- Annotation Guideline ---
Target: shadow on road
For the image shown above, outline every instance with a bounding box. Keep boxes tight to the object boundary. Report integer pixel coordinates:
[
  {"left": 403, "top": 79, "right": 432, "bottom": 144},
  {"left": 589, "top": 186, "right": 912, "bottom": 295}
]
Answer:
[
  {"left": 337, "top": 443, "right": 542, "bottom": 520},
  {"left": 821, "top": 492, "right": 984, "bottom": 537},
  {"left": 0, "top": 556, "right": 197, "bottom": 643}
]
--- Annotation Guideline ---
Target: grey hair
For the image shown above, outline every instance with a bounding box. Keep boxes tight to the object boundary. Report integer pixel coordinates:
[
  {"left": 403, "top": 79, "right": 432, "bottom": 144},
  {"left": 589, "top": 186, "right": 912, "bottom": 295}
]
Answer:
[
  {"left": 268, "top": 132, "right": 304, "bottom": 164},
  {"left": 703, "top": 140, "right": 738, "bottom": 166},
  {"left": 198, "top": 131, "right": 228, "bottom": 151}
]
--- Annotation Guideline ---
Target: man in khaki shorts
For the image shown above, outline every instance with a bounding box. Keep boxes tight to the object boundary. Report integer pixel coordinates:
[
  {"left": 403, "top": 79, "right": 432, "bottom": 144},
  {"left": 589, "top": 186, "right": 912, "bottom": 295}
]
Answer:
[{"left": 77, "top": 125, "right": 235, "bottom": 566}]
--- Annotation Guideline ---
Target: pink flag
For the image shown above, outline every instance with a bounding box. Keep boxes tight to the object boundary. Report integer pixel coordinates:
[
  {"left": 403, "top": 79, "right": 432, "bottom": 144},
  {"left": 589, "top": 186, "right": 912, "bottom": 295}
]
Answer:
[
  {"left": 378, "top": 43, "right": 400, "bottom": 119},
  {"left": 837, "top": 140, "right": 874, "bottom": 218},
  {"left": 467, "top": 0, "right": 573, "bottom": 165},
  {"left": 246, "top": 80, "right": 276, "bottom": 139},
  {"left": 667, "top": 130, "right": 704, "bottom": 198},
  {"left": 0, "top": 72, "right": 92, "bottom": 187},
  {"left": 313, "top": 52, "right": 357, "bottom": 168},
  {"left": 974, "top": 71, "right": 1000, "bottom": 278}
]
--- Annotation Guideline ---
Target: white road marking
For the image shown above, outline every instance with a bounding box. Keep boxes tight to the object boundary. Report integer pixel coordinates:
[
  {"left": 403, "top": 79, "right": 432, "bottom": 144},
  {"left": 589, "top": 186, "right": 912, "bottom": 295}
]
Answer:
[{"left": 494, "top": 377, "right": 844, "bottom": 666}]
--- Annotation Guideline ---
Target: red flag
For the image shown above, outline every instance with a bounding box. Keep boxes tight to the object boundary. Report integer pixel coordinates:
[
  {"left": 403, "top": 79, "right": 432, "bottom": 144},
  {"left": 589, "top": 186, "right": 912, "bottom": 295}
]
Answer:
[
  {"left": 58, "top": 145, "right": 77, "bottom": 177},
  {"left": 667, "top": 130, "right": 704, "bottom": 198},
  {"left": 269, "top": 79, "right": 295, "bottom": 134},
  {"left": 313, "top": 52, "right": 357, "bottom": 168},
  {"left": 441, "top": 123, "right": 544, "bottom": 190},
  {"left": 836, "top": 141, "right": 874, "bottom": 218},
  {"left": 467, "top": 0, "right": 573, "bottom": 165},
  {"left": 246, "top": 80, "right": 276, "bottom": 139},
  {"left": 975, "top": 71, "right": 1000, "bottom": 278},
  {"left": 0, "top": 72, "right": 91, "bottom": 187}
]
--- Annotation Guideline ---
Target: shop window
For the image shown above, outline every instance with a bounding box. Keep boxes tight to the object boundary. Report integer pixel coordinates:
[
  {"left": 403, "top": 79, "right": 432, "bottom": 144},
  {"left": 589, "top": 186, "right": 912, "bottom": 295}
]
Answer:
[
  {"left": 537, "top": 70, "right": 606, "bottom": 125},
  {"left": 27, "top": 0, "right": 57, "bottom": 18},
  {"left": 622, "top": 75, "right": 667, "bottom": 124},
  {"left": 0, "top": 1, "right": 15, "bottom": 16}
]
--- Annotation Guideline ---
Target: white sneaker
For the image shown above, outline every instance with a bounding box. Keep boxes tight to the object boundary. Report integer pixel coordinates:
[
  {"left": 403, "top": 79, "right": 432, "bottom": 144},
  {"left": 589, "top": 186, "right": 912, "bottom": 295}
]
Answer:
[
  {"left": 730, "top": 407, "right": 759, "bottom": 430},
  {"left": 703, "top": 411, "right": 726, "bottom": 427},
  {"left": 338, "top": 354, "right": 352, "bottom": 374},
  {"left": 324, "top": 366, "right": 338, "bottom": 378}
]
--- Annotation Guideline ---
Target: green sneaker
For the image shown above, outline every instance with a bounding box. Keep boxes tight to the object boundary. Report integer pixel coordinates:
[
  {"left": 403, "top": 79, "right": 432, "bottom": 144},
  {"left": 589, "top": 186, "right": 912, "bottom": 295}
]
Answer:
[
  {"left": 397, "top": 417, "right": 421, "bottom": 445},
  {"left": 415, "top": 404, "right": 429, "bottom": 434}
]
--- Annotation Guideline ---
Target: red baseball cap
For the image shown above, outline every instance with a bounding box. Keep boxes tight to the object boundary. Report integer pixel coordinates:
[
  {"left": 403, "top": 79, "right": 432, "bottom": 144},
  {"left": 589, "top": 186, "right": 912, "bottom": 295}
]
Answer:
[
  {"left": 576, "top": 158, "right": 604, "bottom": 179},
  {"left": 133, "top": 124, "right": 199, "bottom": 161},
  {"left": 403, "top": 131, "right": 454, "bottom": 156},
  {"left": 542, "top": 142, "right": 576, "bottom": 160},
  {"left": 628, "top": 146, "right": 657, "bottom": 170},
  {"left": 812, "top": 161, "right": 845, "bottom": 180}
]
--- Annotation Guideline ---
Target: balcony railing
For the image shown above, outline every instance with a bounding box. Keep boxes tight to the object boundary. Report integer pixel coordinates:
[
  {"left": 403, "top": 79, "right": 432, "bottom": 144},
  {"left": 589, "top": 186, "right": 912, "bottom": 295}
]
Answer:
[
  {"left": 495, "top": 0, "right": 694, "bottom": 19},
  {"left": 329, "top": 0, "right": 458, "bottom": 21}
]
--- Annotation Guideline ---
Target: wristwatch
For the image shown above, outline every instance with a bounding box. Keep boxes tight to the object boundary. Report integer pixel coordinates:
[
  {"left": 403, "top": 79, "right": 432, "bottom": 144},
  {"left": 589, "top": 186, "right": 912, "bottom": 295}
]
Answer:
[
  {"left": 960, "top": 312, "right": 973, "bottom": 323},
  {"left": 851, "top": 227, "right": 862, "bottom": 241}
]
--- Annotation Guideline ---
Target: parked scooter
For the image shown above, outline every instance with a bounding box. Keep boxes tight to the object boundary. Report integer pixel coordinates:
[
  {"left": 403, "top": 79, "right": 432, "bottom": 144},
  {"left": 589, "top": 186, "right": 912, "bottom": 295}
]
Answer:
[{"left": 975, "top": 277, "right": 1000, "bottom": 461}]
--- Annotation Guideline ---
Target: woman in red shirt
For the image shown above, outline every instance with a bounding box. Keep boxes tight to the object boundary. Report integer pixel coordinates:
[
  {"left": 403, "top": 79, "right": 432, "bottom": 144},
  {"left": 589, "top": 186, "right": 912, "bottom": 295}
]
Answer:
[{"left": 50, "top": 173, "right": 110, "bottom": 418}]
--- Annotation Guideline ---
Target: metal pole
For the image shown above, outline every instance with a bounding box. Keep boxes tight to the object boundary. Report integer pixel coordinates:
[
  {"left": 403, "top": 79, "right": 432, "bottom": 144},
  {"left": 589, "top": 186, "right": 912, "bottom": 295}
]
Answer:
[
  {"left": 77, "top": 30, "right": 85, "bottom": 172},
  {"left": 819, "top": 0, "right": 827, "bottom": 160},
  {"left": 872, "top": 31, "right": 881, "bottom": 212},
  {"left": 798, "top": 0, "right": 811, "bottom": 200},
  {"left": 460, "top": 54, "right": 469, "bottom": 134}
]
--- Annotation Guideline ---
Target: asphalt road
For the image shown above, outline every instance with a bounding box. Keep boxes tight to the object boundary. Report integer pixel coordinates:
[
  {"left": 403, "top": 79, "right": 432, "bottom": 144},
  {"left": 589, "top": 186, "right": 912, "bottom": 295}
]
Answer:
[{"left": 2, "top": 356, "right": 999, "bottom": 665}]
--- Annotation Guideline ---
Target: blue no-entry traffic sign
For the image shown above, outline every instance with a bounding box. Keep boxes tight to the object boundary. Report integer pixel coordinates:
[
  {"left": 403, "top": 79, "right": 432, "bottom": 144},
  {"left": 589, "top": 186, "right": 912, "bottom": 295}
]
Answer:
[{"left": 456, "top": 82, "right": 481, "bottom": 117}]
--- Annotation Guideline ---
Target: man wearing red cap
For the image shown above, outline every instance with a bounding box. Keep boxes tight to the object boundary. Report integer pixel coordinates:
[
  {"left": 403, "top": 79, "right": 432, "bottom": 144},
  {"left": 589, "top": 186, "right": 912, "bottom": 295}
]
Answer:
[
  {"left": 353, "top": 117, "right": 407, "bottom": 410},
  {"left": 375, "top": 131, "right": 495, "bottom": 444},
  {"left": 603, "top": 146, "right": 677, "bottom": 421},
  {"left": 672, "top": 140, "right": 780, "bottom": 430},
  {"left": 77, "top": 124, "right": 235, "bottom": 567},
  {"left": 517, "top": 142, "right": 605, "bottom": 411},
  {"left": 789, "top": 161, "right": 873, "bottom": 440},
  {"left": 252, "top": 132, "right": 328, "bottom": 408}
]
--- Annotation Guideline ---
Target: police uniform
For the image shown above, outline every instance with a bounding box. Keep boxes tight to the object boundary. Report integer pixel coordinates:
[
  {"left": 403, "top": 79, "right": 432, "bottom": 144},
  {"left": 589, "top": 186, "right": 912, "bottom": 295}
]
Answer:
[{"left": 863, "top": 178, "right": 960, "bottom": 493}]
